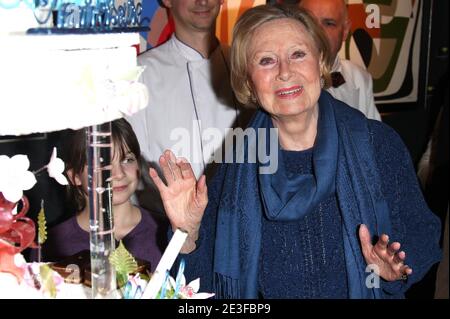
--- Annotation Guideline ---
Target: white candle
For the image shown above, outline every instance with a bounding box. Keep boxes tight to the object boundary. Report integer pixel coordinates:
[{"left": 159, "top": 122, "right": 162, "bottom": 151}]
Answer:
[{"left": 141, "top": 228, "right": 188, "bottom": 299}]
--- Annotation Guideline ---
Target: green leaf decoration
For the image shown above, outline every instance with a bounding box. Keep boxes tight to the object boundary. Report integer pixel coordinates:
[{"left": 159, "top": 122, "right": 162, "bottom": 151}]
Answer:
[
  {"left": 39, "top": 264, "right": 57, "bottom": 298},
  {"left": 156, "top": 285, "right": 176, "bottom": 299},
  {"left": 37, "top": 200, "right": 47, "bottom": 245},
  {"left": 139, "top": 273, "right": 151, "bottom": 282},
  {"left": 109, "top": 241, "right": 138, "bottom": 287}
]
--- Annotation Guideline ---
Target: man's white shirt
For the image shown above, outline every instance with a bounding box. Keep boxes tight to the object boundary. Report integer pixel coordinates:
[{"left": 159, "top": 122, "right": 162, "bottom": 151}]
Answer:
[
  {"left": 327, "top": 57, "right": 381, "bottom": 121},
  {"left": 128, "top": 35, "right": 240, "bottom": 179}
]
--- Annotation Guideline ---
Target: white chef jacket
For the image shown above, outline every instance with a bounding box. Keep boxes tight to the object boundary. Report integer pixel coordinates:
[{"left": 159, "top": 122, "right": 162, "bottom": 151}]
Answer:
[
  {"left": 127, "top": 35, "right": 249, "bottom": 214},
  {"left": 327, "top": 57, "right": 381, "bottom": 121}
]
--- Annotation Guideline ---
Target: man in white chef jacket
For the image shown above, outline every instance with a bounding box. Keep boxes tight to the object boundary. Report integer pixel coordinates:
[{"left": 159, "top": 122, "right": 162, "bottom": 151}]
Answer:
[
  {"left": 299, "top": 0, "right": 381, "bottom": 121},
  {"left": 127, "top": 0, "right": 252, "bottom": 215}
]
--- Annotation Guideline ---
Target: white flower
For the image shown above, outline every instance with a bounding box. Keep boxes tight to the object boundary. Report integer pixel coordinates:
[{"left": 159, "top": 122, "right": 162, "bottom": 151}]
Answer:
[
  {"left": 0, "top": 154, "right": 36, "bottom": 203},
  {"left": 168, "top": 275, "right": 215, "bottom": 299},
  {"left": 46, "top": 147, "right": 68, "bottom": 185}
]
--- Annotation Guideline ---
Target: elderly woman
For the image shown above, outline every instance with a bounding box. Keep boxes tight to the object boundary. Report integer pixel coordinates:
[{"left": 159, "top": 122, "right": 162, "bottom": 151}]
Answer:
[{"left": 149, "top": 5, "right": 441, "bottom": 298}]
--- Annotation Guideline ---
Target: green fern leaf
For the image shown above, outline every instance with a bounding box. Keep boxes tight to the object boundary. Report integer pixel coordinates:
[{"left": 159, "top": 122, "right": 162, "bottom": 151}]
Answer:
[
  {"left": 109, "top": 241, "right": 138, "bottom": 287},
  {"left": 37, "top": 200, "right": 47, "bottom": 245}
]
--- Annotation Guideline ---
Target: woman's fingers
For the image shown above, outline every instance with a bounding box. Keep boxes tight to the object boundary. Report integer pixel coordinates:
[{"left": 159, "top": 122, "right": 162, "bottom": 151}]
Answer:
[
  {"left": 400, "top": 264, "right": 413, "bottom": 275},
  {"left": 179, "top": 157, "right": 196, "bottom": 181},
  {"left": 191, "top": 175, "right": 208, "bottom": 210},
  {"left": 196, "top": 175, "right": 208, "bottom": 206},
  {"left": 149, "top": 167, "right": 167, "bottom": 193},
  {"left": 375, "top": 234, "right": 389, "bottom": 252},
  {"left": 358, "top": 224, "right": 373, "bottom": 261},
  {"left": 358, "top": 225, "right": 412, "bottom": 281},
  {"left": 197, "top": 175, "right": 207, "bottom": 194},
  {"left": 387, "top": 242, "right": 401, "bottom": 256},
  {"left": 166, "top": 150, "right": 183, "bottom": 182},
  {"left": 394, "top": 251, "right": 406, "bottom": 264},
  {"left": 158, "top": 150, "right": 184, "bottom": 185},
  {"left": 159, "top": 154, "right": 174, "bottom": 185}
]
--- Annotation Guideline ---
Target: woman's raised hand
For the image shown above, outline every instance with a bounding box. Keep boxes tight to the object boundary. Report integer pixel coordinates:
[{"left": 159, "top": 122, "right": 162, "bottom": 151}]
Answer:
[
  {"left": 149, "top": 150, "right": 208, "bottom": 253},
  {"left": 359, "top": 224, "right": 413, "bottom": 282}
]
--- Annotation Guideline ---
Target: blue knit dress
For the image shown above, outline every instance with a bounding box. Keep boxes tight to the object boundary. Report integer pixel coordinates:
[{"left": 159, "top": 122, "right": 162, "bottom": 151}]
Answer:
[{"left": 258, "top": 149, "right": 348, "bottom": 298}]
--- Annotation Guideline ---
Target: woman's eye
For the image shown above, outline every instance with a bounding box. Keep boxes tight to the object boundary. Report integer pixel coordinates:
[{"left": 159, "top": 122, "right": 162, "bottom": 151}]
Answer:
[
  {"left": 121, "top": 157, "right": 136, "bottom": 165},
  {"left": 259, "top": 57, "right": 275, "bottom": 66},
  {"left": 291, "top": 51, "right": 306, "bottom": 59}
]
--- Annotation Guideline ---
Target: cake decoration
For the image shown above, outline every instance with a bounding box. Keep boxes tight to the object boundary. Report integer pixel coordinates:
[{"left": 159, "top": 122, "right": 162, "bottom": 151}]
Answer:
[
  {"left": 44, "top": 148, "right": 69, "bottom": 186},
  {"left": 0, "top": 193, "right": 36, "bottom": 282},
  {"left": 122, "top": 273, "right": 147, "bottom": 299},
  {"left": 0, "top": 0, "right": 149, "bottom": 34},
  {"left": 109, "top": 241, "right": 139, "bottom": 288},
  {"left": 0, "top": 149, "right": 68, "bottom": 203},
  {"left": 0, "top": 148, "right": 68, "bottom": 283},
  {"left": 0, "top": 155, "right": 36, "bottom": 204},
  {"left": 154, "top": 259, "right": 215, "bottom": 299},
  {"left": 37, "top": 202, "right": 47, "bottom": 245}
]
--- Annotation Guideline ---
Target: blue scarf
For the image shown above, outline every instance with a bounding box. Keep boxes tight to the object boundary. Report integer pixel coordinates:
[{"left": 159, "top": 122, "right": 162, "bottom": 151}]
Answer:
[{"left": 213, "top": 91, "right": 392, "bottom": 299}]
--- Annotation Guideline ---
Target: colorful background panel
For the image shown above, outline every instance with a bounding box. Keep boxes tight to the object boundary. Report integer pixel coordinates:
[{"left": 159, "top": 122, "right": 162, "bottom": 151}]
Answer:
[
  {"left": 216, "top": 0, "right": 266, "bottom": 45},
  {"left": 342, "top": 0, "right": 423, "bottom": 104},
  {"left": 138, "top": 1, "right": 173, "bottom": 52}
]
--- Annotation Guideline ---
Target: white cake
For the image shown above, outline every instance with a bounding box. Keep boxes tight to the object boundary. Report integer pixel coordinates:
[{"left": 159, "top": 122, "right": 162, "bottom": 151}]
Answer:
[
  {"left": 0, "top": 32, "right": 148, "bottom": 136},
  {"left": 0, "top": 1, "right": 148, "bottom": 136}
]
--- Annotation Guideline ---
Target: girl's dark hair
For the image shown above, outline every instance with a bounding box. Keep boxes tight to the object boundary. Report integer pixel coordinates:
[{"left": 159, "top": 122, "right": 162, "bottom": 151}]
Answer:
[{"left": 60, "top": 118, "right": 141, "bottom": 213}]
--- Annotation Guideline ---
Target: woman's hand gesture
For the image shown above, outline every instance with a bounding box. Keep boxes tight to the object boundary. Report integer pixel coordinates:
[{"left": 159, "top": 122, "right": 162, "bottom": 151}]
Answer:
[
  {"left": 359, "top": 224, "right": 413, "bottom": 282},
  {"left": 149, "top": 150, "right": 208, "bottom": 253}
]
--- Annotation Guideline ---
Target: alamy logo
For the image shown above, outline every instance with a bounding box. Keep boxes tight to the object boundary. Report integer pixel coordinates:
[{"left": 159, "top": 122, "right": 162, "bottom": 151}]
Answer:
[
  {"left": 365, "top": 4, "right": 380, "bottom": 29},
  {"left": 169, "top": 121, "right": 279, "bottom": 174},
  {"left": 365, "top": 264, "right": 381, "bottom": 289}
]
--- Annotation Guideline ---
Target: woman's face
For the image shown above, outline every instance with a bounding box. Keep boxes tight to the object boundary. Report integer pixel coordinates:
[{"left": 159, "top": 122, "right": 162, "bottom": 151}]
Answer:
[
  {"left": 77, "top": 143, "right": 139, "bottom": 207},
  {"left": 247, "top": 18, "right": 322, "bottom": 120},
  {"left": 109, "top": 145, "right": 139, "bottom": 207}
]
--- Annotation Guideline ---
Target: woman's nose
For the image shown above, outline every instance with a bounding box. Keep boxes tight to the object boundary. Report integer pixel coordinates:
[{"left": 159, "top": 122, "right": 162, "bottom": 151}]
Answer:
[
  {"left": 111, "top": 162, "right": 125, "bottom": 180},
  {"left": 277, "top": 59, "right": 292, "bottom": 81}
]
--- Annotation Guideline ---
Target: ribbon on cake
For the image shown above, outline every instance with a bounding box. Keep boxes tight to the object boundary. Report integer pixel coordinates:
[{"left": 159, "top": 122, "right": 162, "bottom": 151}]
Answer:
[{"left": 0, "top": 193, "right": 36, "bottom": 282}]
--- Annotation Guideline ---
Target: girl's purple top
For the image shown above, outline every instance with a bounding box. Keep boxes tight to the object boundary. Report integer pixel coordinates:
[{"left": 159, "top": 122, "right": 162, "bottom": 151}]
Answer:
[{"left": 40, "top": 207, "right": 168, "bottom": 272}]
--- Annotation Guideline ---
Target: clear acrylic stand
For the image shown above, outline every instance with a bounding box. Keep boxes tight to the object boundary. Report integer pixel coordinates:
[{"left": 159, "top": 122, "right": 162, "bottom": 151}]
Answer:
[{"left": 86, "top": 122, "right": 117, "bottom": 299}]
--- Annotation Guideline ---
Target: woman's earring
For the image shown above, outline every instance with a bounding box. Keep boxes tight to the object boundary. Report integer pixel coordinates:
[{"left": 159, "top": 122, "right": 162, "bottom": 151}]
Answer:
[{"left": 320, "top": 77, "right": 325, "bottom": 88}]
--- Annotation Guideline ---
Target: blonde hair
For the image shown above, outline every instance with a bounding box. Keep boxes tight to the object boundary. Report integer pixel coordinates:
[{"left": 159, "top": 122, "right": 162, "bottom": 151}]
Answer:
[{"left": 230, "top": 4, "right": 333, "bottom": 108}]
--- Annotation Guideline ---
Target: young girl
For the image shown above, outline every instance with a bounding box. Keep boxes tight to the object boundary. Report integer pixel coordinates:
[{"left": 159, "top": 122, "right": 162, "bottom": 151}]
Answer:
[{"left": 42, "top": 119, "right": 167, "bottom": 271}]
